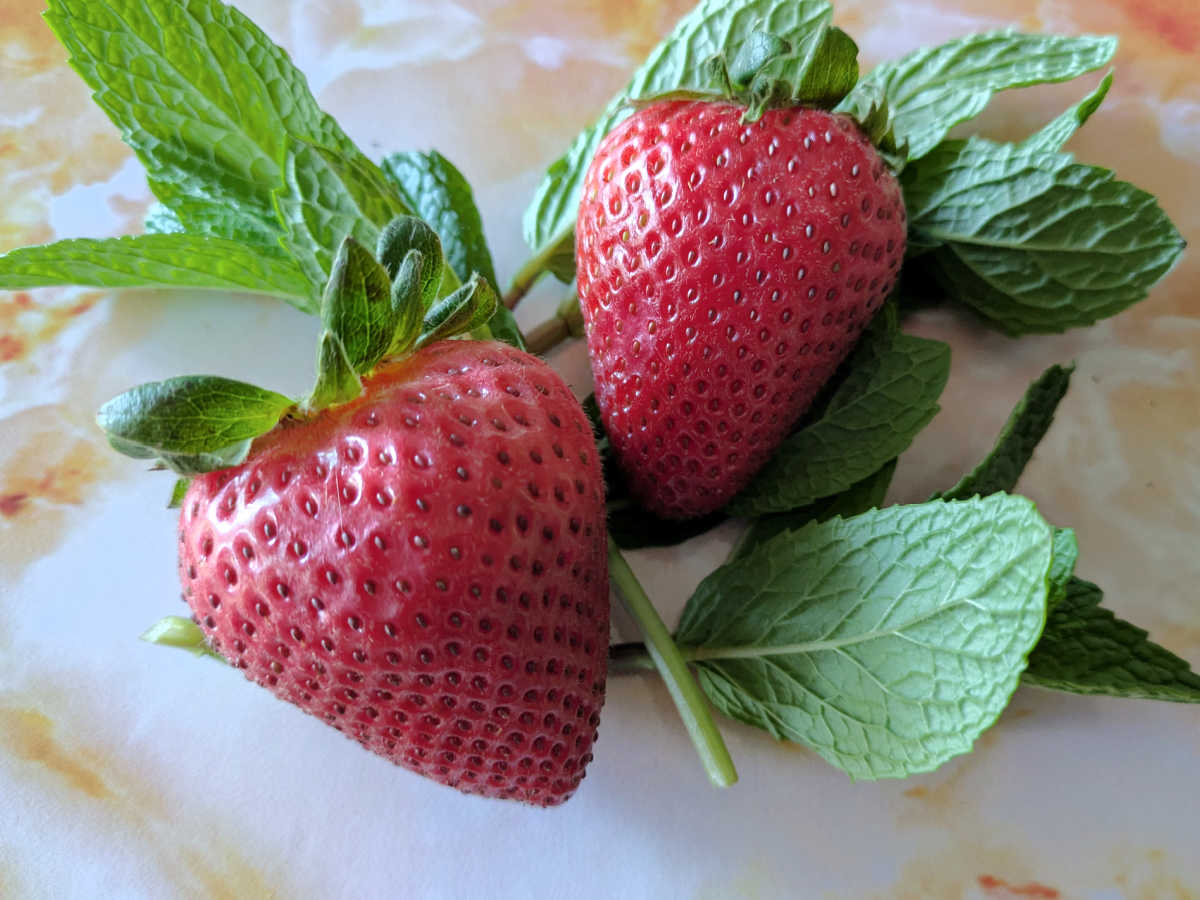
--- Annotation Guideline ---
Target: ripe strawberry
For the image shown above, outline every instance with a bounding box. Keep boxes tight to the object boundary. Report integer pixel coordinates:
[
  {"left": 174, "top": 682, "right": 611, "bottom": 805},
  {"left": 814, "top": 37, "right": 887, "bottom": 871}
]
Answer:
[
  {"left": 178, "top": 340, "right": 609, "bottom": 806},
  {"left": 576, "top": 100, "right": 906, "bottom": 519}
]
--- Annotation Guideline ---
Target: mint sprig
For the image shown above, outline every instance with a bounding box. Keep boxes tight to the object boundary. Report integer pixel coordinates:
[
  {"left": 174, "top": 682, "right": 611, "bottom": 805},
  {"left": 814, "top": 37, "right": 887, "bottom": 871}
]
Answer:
[
  {"left": 677, "top": 495, "right": 1053, "bottom": 779},
  {"left": 836, "top": 30, "right": 1117, "bottom": 164}
]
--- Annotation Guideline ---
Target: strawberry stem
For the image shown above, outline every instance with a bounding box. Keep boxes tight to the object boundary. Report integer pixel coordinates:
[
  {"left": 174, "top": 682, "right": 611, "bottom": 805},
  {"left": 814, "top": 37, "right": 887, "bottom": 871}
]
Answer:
[{"left": 606, "top": 537, "right": 739, "bottom": 788}]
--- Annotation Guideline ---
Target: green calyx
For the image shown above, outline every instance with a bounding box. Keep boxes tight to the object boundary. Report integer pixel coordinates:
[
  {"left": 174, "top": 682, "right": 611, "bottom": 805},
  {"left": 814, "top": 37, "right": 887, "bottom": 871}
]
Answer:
[{"left": 96, "top": 215, "right": 499, "bottom": 477}]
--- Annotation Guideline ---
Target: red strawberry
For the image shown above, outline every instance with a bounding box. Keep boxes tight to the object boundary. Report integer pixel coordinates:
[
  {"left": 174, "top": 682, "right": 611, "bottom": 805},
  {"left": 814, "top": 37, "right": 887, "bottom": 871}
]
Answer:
[
  {"left": 178, "top": 340, "right": 609, "bottom": 806},
  {"left": 576, "top": 100, "right": 906, "bottom": 519}
]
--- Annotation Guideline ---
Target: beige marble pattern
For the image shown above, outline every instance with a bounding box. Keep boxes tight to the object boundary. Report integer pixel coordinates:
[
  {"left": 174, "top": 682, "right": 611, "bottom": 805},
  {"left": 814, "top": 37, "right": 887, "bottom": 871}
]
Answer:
[{"left": 1, "top": 1, "right": 1197, "bottom": 897}]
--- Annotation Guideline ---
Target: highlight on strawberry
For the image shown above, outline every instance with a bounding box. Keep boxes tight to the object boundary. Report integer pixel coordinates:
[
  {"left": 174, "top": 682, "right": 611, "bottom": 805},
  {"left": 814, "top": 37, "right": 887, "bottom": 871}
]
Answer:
[{"left": 0, "top": 0, "right": 1195, "bottom": 809}]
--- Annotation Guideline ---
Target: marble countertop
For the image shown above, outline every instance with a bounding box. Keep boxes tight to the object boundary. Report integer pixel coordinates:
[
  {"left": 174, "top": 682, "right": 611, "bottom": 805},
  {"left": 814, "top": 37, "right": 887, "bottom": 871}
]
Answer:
[{"left": 1, "top": 1, "right": 1197, "bottom": 897}]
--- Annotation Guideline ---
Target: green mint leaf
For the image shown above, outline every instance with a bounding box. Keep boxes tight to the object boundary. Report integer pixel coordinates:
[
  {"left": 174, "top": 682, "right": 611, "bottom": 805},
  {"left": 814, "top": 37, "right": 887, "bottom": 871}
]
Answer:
[
  {"left": 902, "top": 137, "right": 1184, "bottom": 335},
  {"left": 836, "top": 30, "right": 1116, "bottom": 164},
  {"left": 44, "top": 0, "right": 363, "bottom": 254},
  {"left": 377, "top": 216, "right": 446, "bottom": 309},
  {"left": 319, "top": 237, "right": 394, "bottom": 376},
  {"left": 939, "top": 363, "right": 1073, "bottom": 500},
  {"left": 730, "top": 458, "right": 896, "bottom": 561},
  {"left": 1046, "top": 527, "right": 1078, "bottom": 611},
  {"left": 1024, "top": 578, "right": 1200, "bottom": 702},
  {"left": 0, "top": 235, "right": 315, "bottom": 313},
  {"left": 743, "top": 26, "right": 859, "bottom": 120},
  {"left": 728, "top": 334, "right": 950, "bottom": 516},
  {"left": 97, "top": 376, "right": 292, "bottom": 472},
  {"left": 309, "top": 330, "right": 363, "bottom": 410},
  {"left": 168, "top": 477, "right": 191, "bottom": 509},
  {"left": 677, "top": 495, "right": 1053, "bottom": 779},
  {"left": 522, "top": 0, "right": 834, "bottom": 279},
  {"left": 1022, "top": 71, "right": 1112, "bottom": 153},
  {"left": 415, "top": 274, "right": 499, "bottom": 349},
  {"left": 141, "top": 616, "right": 225, "bottom": 663},
  {"left": 380, "top": 151, "right": 499, "bottom": 292},
  {"left": 275, "top": 141, "right": 413, "bottom": 287}
]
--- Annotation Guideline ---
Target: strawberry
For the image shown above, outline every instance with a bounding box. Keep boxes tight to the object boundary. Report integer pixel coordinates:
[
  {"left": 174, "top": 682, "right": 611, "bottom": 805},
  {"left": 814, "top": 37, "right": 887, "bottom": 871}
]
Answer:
[
  {"left": 178, "top": 340, "right": 608, "bottom": 806},
  {"left": 576, "top": 100, "right": 906, "bottom": 519}
]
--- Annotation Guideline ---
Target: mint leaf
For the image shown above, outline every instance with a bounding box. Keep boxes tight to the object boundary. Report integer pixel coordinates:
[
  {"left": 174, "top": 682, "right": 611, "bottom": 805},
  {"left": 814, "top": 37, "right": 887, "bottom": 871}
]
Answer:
[
  {"left": 309, "top": 331, "right": 362, "bottom": 410},
  {"left": 320, "top": 237, "right": 394, "bottom": 376},
  {"left": 522, "top": 0, "right": 835, "bottom": 281},
  {"left": 385, "top": 250, "right": 433, "bottom": 357},
  {"left": 1046, "top": 528, "right": 1078, "bottom": 611},
  {"left": 381, "top": 151, "right": 499, "bottom": 292},
  {"left": 275, "top": 142, "right": 413, "bottom": 287},
  {"left": 903, "top": 137, "right": 1184, "bottom": 335},
  {"left": 415, "top": 274, "right": 499, "bottom": 349},
  {"left": 1025, "top": 578, "right": 1200, "bottom": 702},
  {"left": 836, "top": 30, "right": 1116, "bottom": 163},
  {"left": 728, "top": 334, "right": 950, "bottom": 516},
  {"left": 730, "top": 458, "right": 896, "bottom": 561},
  {"left": 677, "top": 495, "right": 1053, "bottom": 779},
  {"left": 44, "top": 0, "right": 365, "bottom": 254},
  {"left": 1022, "top": 71, "right": 1112, "bottom": 153},
  {"left": 97, "top": 376, "right": 292, "bottom": 474},
  {"left": 939, "top": 363, "right": 1073, "bottom": 500},
  {"left": 0, "top": 235, "right": 315, "bottom": 312}
]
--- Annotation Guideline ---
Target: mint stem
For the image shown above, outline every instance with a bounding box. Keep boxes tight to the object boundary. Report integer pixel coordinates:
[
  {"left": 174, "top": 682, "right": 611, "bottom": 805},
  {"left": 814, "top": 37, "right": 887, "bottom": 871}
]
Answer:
[
  {"left": 503, "top": 243, "right": 560, "bottom": 310},
  {"left": 523, "top": 294, "right": 585, "bottom": 355},
  {"left": 608, "top": 641, "right": 657, "bottom": 674},
  {"left": 606, "top": 537, "right": 738, "bottom": 788}
]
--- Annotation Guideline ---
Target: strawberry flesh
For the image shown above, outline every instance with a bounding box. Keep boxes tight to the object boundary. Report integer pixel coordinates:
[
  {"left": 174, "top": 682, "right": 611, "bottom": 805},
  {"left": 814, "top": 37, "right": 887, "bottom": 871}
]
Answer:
[
  {"left": 179, "top": 341, "right": 609, "bottom": 806},
  {"left": 576, "top": 101, "right": 906, "bottom": 519}
]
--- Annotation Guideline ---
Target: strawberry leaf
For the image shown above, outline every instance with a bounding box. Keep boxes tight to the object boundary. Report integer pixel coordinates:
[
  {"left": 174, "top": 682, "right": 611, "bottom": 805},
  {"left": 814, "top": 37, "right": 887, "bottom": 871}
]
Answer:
[
  {"left": 97, "top": 376, "right": 293, "bottom": 475},
  {"left": 1024, "top": 578, "right": 1200, "bottom": 702},
  {"left": 381, "top": 151, "right": 499, "bottom": 293},
  {"left": 0, "top": 235, "right": 315, "bottom": 313},
  {"left": 44, "top": 0, "right": 368, "bottom": 259},
  {"left": 523, "top": 0, "right": 836, "bottom": 282},
  {"left": 729, "top": 458, "right": 897, "bottom": 561},
  {"left": 677, "top": 495, "right": 1053, "bottom": 779},
  {"left": 741, "top": 26, "right": 859, "bottom": 120},
  {"left": 309, "top": 330, "right": 363, "bottom": 410},
  {"left": 902, "top": 138, "right": 1185, "bottom": 335},
  {"left": 319, "top": 237, "right": 395, "bottom": 376},
  {"left": 386, "top": 250, "right": 433, "bottom": 357},
  {"left": 141, "top": 616, "right": 225, "bottom": 663},
  {"left": 415, "top": 274, "right": 500, "bottom": 349},
  {"left": 836, "top": 30, "right": 1117, "bottom": 165},
  {"left": 168, "top": 478, "right": 191, "bottom": 510},
  {"left": 938, "top": 363, "right": 1074, "bottom": 500},
  {"left": 728, "top": 333, "right": 950, "bottom": 516},
  {"left": 379, "top": 151, "right": 526, "bottom": 350},
  {"left": 377, "top": 216, "right": 445, "bottom": 311}
]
